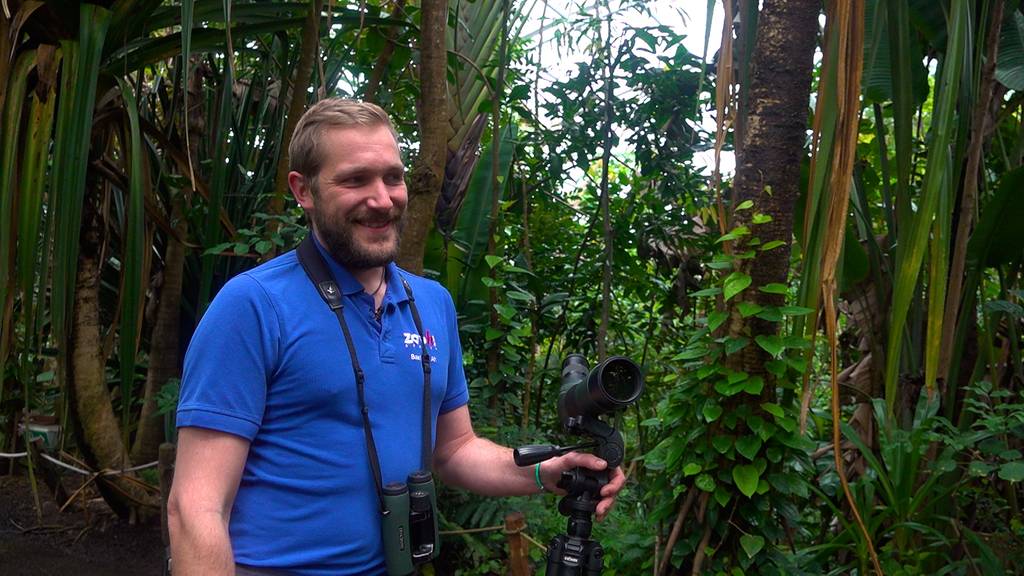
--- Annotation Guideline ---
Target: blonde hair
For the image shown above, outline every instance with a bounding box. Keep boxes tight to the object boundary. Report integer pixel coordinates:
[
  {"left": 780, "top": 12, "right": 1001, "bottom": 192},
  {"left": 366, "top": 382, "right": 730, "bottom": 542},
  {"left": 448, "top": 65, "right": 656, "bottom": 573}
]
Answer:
[{"left": 287, "top": 98, "right": 399, "bottom": 192}]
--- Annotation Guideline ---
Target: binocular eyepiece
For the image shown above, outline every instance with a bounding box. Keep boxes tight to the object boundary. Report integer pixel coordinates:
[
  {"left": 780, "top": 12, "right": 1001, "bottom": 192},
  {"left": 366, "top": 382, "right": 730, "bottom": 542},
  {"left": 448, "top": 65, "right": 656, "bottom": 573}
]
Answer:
[{"left": 558, "top": 354, "right": 644, "bottom": 423}]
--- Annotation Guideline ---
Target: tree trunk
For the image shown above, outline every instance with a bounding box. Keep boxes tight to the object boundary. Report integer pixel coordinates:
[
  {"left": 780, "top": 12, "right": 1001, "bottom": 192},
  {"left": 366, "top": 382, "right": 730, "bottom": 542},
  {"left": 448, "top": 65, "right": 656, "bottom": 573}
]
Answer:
[
  {"left": 397, "top": 0, "right": 448, "bottom": 274},
  {"left": 131, "top": 202, "right": 187, "bottom": 464},
  {"left": 265, "top": 0, "right": 322, "bottom": 257},
  {"left": 70, "top": 192, "right": 158, "bottom": 519},
  {"left": 727, "top": 0, "right": 819, "bottom": 376},
  {"left": 596, "top": 0, "right": 615, "bottom": 362},
  {"left": 364, "top": 1, "right": 407, "bottom": 104}
]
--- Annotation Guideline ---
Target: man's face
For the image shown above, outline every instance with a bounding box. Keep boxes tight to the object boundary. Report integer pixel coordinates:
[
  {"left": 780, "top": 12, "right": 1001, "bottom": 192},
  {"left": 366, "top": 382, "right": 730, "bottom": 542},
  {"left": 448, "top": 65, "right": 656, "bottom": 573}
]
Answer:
[{"left": 304, "top": 125, "right": 408, "bottom": 269}]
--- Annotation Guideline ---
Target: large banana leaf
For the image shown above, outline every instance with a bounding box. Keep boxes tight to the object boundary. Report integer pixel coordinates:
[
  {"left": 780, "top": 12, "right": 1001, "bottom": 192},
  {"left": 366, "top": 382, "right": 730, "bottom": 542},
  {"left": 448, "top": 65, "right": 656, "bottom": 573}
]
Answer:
[
  {"left": 115, "top": 77, "right": 148, "bottom": 436},
  {"left": 105, "top": 13, "right": 404, "bottom": 73},
  {"left": 967, "top": 166, "right": 1024, "bottom": 269},
  {"left": 0, "top": 49, "right": 37, "bottom": 366},
  {"left": 884, "top": 0, "right": 969, "bottom": 410},
  {"left": 862, "top": 0, "right": 928, "bottom": 104},
  {"left": 996, "top": 8, "right": 1024, "bottom": 90},
  {"left": 441, "top": 124, "right": 517, "bottom": 307},
  {"left": 17, "top": 48, "right": 60, "bottom": 355},
  {"left": 49, "top": 6, "right": 111, "bottom": 350}
]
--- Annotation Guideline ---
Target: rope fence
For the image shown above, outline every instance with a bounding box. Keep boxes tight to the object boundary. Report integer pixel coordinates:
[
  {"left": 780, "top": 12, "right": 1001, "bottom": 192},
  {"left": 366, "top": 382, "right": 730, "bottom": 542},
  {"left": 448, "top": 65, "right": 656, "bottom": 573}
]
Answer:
[
  {"left": 441, "top": 516, "right": 548, "bottom": 552},
  {"left": 7, "top": 443, "right": 547, "bottom": 575},
  {"left": 1, "top": 449, "right": 158, "bottom": 478}
]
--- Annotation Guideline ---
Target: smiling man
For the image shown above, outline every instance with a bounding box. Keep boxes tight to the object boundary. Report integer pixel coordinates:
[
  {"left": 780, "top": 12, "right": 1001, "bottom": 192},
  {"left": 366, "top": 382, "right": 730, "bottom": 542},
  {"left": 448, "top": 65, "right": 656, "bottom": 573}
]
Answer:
[{"left": 167, "top": 99, "right": 625, "bottom": 576}]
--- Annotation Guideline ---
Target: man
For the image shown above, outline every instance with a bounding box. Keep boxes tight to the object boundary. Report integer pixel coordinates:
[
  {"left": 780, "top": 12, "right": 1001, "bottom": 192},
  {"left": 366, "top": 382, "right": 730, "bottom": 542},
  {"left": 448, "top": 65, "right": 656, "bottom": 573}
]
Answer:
[{"left": 168, "top": 99, "right": 625, "bottom": 575}]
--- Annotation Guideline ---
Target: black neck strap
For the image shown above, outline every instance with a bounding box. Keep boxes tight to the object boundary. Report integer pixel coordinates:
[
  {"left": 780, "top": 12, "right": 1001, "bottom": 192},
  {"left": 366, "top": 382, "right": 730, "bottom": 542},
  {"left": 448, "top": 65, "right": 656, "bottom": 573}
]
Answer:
[{"left": 295, "top": 235, "right": 432, "bottom": 514}]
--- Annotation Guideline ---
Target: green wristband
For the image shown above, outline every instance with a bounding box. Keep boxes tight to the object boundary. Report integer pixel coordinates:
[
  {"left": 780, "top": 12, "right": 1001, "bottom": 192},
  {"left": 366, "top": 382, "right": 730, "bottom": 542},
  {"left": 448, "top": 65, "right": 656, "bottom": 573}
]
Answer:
[{"left": 534, "top": 462, "right": 547, "bottom": 492}]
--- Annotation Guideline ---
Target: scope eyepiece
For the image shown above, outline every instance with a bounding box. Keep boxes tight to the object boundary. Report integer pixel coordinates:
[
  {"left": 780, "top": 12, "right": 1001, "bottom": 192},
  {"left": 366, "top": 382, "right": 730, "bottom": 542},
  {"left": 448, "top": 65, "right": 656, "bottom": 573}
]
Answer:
[{"left": 558, "top": 355, "right": 643, "bottom": 421}]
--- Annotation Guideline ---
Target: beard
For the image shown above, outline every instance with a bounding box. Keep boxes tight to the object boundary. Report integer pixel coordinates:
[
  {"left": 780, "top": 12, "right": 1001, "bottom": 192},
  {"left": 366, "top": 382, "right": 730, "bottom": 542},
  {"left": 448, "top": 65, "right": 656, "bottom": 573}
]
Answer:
[{"left": 311, "top": 202, "right": 406, "bottom": 270}]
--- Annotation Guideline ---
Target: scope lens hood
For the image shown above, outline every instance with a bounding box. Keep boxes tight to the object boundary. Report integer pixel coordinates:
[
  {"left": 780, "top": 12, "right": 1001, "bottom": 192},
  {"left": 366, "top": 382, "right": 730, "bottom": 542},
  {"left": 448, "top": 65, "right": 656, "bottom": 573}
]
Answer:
[{"left": 591, "top": 357, "right": 643, "bottom": 406}]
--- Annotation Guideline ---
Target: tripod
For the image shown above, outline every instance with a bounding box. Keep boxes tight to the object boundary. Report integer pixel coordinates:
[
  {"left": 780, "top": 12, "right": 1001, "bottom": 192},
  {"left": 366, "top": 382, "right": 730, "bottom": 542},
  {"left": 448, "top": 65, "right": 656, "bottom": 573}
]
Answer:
[
  {"left": 545, "top": 467, "right": 608, "bottom": 575},
  {"left": 515, "top": 415, "right": 623, "bottom": 575},
  {"left": 514, "top": 354, "right": 643, "bottom": 576}
]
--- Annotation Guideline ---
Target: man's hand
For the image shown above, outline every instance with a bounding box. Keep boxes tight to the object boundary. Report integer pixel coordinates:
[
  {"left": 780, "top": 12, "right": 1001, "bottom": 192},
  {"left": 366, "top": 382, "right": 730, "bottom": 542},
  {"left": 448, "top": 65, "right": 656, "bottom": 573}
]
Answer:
[{"left": 539, "top": 452, "right": 627, "bottom": 521}]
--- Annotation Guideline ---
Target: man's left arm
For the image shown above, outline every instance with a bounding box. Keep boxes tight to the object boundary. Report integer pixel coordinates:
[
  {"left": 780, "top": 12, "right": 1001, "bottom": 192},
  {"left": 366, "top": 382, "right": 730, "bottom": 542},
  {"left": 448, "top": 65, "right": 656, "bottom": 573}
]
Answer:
[{"left": 432, "top": 405, "right": 626, "bottom": 521}]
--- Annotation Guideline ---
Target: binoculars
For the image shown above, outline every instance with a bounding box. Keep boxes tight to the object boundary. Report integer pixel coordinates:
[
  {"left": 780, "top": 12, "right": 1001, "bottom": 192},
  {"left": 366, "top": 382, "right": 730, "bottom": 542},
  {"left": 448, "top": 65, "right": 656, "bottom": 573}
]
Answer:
[{"left": 382, "top": 470, "right": 440, "bottom": 576}]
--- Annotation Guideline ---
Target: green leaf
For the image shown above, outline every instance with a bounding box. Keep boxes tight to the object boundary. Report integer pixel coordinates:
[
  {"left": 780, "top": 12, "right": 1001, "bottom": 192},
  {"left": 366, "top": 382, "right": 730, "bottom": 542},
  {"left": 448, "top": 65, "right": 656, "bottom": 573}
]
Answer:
[
  {"left": 768, "top": 472, "right": 808, "bottom": 497},
  {"left": 759, "top": 240, "right": 786, "bottom": 251},
  {"left": 484, "top": 327, "right": 504, "bottom": 341},
  {"left": 683, "top": 463, "right": 702, "bottom": 476},
  {"left": 674, "top": 346, "right": 709, "bottom": 361},
  {"left": 735, "top": 200, "right": 754, "bottom": 211},
  {"left": 733, "top": 464, "right": 760, "bottom": 497},
  {"left": 759, "top": 283, "right": 788, "bottom": 294},
  {"left": 713, "top": 435, "right": 733, "bottom": 454},
  {"left": 755, "top": 307, "right": 784, "bottom": 322},
  {"left": 765, "top": 360, "right": 788, "bottom": 378},
  {"left": 997, "top": 10, "right": 1024, "bottom": 90},
  {"left": 998, "top": 462, "right": 1024, "bottom": 482},
  {"left": 715, "top": 379, "right": 743, "bottom": 397},
  {"left": 984, "top": 300, "right": 1024, "bottom": 318},
  {"left": 735, "top": 436, "right": 762, "bottom": 460},
  {"left": 761, "top": 403, "right": 785, "bottom": 419},
  {"left": 717, "top": 225, "right": 751, "bottom": 243},
  {"left": 740, "top": 534, "right": 765, "bottom": 558},
  {"left": 708, "top": 310, "right": 728, "bottom": 332},
  {"left": 727, "top": 371, "right": 748, "bottom": 385},
  {"left": 507, "top": 290, "right": 534, "bottom": 302},
  {"left": 696, "top": 474, "right": 716, "bottom": 492},
  {"left": 783, "top": 336, "right": 812, "bottom": 350},
  {"left": 780, "top": 306, "right": 814, "bottom": 316},
  {"left": 203, "top": 242, "right": 232, "bottom": 256},
  {"left": 757, "top": 478, "right": 770, "bottom": 495},
  {"left": 494, "top": 304, "right": 516, "bottom": 319},
  {"left": 723, "top": 272, "right": 752, "bottom": 301},
  {"left": 725, "top": 337, "right": 750, "bottom": 355},
  {"left": 968, "top": 461, "right": 996, "bottom": 477},
  {"left": 703, "top": 403, "right": 723, "bottom": 422},
  {"left": 691, "top": 287, "right": 723, "bottom": 297},
  {"left": 755, "top": 335, "right": 785, "bottom": 357},
  {"left": 738, "top": 301, "right": 763, "bottom": 317},
  {"left": 484, "top": 255, "right": 502, "bottom": 268},
  {"left": 751, "top": 213, "right": 772, "bottom": 224},
  {"left": 742, "top": 376, "right": 765, "bottom": 395},
  {"left": 714, "top": 486, "right": 731, "bottom": 507}
]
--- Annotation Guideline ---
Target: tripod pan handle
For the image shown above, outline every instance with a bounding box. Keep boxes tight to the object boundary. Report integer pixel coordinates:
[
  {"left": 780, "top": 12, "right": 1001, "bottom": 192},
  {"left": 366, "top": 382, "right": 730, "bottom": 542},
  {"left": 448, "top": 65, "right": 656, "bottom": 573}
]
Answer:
[{"left": 513, "top": 444, "right": 561, "bottom": 466}]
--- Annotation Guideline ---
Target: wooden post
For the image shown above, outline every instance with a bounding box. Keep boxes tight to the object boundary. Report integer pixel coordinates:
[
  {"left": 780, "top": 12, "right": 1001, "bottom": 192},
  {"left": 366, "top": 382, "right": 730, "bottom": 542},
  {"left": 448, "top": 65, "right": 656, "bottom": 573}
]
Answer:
[
  {"left": 27, "top": 437, "right": 71, "bottom": 507},
  {"left": 158, "top": 442, "right": 176, "bottom": 548},
  {"left": 505, "top": 511, "right": 530, "bottom": 576}
]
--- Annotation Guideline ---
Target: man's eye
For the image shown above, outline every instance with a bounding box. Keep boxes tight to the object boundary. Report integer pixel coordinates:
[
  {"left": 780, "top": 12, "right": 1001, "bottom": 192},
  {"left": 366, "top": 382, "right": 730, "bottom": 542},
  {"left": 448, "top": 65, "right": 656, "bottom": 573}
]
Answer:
[{"left": 384, "top": 173, "right": 405, "bottom": 185}]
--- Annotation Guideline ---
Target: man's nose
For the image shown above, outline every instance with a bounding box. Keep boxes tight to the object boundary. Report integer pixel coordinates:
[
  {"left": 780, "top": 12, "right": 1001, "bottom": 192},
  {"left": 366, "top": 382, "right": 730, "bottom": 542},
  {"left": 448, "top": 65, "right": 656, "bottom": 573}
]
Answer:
[{"left": 366, "top": 178, "right": 394, "bottom": 210}]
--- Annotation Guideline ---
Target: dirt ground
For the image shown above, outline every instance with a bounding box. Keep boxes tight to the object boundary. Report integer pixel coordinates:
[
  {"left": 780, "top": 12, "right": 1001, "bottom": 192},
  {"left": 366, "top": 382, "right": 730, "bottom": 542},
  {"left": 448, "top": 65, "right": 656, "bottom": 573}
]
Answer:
[{"left": 0, "top": 474, "right": 165, "bottom": 576}]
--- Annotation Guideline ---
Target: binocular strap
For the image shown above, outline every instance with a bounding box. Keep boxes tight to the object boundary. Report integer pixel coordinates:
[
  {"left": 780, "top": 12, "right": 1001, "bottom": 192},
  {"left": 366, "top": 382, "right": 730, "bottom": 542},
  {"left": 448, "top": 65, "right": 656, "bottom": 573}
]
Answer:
[{"left": 296, "top": 236, "right": 433, "bottom": 515}]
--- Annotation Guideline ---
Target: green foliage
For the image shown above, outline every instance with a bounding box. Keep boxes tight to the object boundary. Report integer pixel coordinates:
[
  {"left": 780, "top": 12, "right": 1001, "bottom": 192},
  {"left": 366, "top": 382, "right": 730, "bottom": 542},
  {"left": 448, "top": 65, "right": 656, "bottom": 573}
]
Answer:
[{"left": 640, "top": 201, "right": 815, "bottom": 574}]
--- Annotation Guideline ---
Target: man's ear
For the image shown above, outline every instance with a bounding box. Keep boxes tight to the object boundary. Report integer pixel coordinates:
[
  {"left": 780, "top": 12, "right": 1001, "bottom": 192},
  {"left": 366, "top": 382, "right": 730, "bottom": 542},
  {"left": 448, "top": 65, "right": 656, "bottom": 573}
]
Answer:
[{"left": 288, "top": 171, "right": 315, "bottom": 210}]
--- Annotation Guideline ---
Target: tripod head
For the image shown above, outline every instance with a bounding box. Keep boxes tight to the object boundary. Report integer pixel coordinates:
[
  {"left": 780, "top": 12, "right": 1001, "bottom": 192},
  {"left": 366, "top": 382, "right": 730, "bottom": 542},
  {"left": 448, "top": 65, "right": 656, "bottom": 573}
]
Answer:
[
  {"left": 514, "top": 354, "right": 641, "bottom": 468},
  {"left": 513, "top": 355, "right": 643, "bottom": 575}
]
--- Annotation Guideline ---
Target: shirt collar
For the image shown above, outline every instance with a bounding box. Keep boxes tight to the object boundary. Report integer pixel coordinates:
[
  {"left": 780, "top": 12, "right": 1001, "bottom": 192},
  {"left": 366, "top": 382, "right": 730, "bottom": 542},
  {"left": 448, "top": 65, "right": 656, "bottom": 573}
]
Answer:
[{"left": 309, "top": 233, "right": 410, "bottom": 304}]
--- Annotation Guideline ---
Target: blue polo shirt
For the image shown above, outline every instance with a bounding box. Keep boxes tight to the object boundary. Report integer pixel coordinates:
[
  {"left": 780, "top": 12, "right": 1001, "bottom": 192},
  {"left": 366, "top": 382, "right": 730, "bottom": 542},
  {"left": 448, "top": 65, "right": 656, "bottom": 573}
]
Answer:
[{"left": 177, "top": 238, "right": 469, "bottom": 575}]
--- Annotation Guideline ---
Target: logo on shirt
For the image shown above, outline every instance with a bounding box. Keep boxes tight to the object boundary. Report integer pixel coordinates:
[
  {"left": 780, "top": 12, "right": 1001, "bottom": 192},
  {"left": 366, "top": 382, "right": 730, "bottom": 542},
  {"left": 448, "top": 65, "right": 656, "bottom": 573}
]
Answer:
[{"left": 403, "top": 330, "right": 439, "bottom": 350}]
